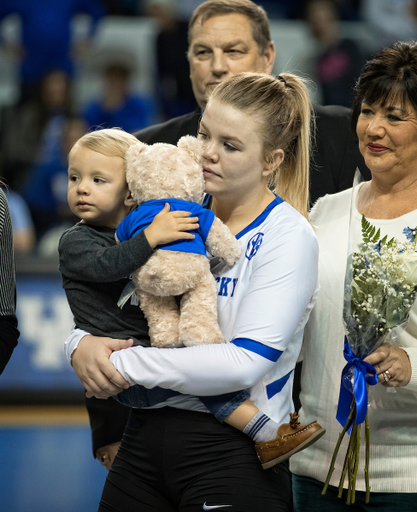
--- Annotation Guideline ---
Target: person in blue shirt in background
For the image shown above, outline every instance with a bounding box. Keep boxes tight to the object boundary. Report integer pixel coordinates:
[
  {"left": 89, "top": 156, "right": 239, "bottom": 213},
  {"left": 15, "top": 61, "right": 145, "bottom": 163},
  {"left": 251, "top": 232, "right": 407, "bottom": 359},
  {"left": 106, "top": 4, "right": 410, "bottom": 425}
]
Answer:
[
  {"left": 21, "top": 117, "right": 86, "bottom": 240},
  {"left": 82, "top": 61, "right": 157, "bottom": 133},
  {"left": 0, "top": 0, "right": 105, "bottom": 104}
]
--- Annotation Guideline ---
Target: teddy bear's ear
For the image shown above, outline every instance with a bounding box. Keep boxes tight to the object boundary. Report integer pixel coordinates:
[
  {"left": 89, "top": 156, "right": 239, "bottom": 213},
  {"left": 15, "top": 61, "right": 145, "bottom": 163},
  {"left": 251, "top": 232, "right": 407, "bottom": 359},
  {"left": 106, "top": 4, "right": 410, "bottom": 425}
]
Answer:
[
  {"left": 177, "top": 135, "right": 203, "bottom": 164},
  {"left": 124, "top": 141, "right": 148, "bottom": 199},
  {"left": 125, "top": 140, "right": 148, "bottom": 167}
]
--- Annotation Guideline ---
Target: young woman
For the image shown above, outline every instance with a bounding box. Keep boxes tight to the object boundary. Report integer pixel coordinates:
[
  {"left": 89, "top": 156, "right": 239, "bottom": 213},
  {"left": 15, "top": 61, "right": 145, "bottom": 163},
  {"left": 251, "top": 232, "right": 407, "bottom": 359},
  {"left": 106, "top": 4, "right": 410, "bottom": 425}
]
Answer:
[{"left": 68, "top": 72, "right": 320, "bottom": 511}]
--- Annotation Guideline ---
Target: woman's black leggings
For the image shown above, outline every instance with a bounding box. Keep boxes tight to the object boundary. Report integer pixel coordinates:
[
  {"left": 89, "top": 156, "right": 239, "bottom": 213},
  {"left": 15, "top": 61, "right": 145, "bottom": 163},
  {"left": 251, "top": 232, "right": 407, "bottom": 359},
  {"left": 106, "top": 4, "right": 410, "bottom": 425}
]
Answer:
[{"left": 99, "top": 406, "right": 292, "bottom": 512}]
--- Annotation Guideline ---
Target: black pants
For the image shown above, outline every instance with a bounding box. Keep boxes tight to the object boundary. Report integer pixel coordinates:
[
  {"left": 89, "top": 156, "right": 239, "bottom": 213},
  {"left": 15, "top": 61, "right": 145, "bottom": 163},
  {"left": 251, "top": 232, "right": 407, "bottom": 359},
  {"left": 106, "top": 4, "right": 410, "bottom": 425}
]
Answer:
[
  {"left": 85, "top": 395, "right": 131, "bottom": 456},
  {"left": 99, "top": 407, "right": 292, "bottom": 512}
]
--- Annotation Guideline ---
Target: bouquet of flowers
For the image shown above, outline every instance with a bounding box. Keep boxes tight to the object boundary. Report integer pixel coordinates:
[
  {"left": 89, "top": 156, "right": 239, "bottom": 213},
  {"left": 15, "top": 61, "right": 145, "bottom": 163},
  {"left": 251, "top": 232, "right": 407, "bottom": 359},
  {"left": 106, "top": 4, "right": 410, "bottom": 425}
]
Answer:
[{"left": 322, "top": 212, "right": 417, "bottom": 505}]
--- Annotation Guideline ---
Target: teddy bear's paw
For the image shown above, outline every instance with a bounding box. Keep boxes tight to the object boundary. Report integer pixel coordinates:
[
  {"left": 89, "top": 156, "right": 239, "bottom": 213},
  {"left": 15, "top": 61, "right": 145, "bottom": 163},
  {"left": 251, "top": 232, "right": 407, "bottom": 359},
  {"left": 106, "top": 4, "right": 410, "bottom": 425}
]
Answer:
[
  {"left": 182, "top": 339, "right": 199, "bottom": 347},
  {"left": 181, "top": 329, "right": 225, "bottom": 346},
  {"left": 150, "top": 332, "right": 182, "bottom": 348},
  {"left": 148, "top": 325, "right": 181, "bottom": 348},
  {"left": 208, "top": 242, "right": 241, "bottom": 268},
  {"left": 152, "top": 340, "right": 184, "bottom": 348},
  {"left": 221, "top": 243, "right": 242, "bottom": 267},
  {"left": 182, "top": 337, "right": 225, "bottom": 347}
]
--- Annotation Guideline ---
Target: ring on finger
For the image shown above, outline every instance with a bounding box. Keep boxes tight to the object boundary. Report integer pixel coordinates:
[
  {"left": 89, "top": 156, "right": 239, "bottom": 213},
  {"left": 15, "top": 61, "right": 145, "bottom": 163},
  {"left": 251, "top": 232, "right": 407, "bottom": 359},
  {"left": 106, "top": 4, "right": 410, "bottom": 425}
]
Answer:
[{"left": 383, "top": 369, "right": 391, "bottom": 382}]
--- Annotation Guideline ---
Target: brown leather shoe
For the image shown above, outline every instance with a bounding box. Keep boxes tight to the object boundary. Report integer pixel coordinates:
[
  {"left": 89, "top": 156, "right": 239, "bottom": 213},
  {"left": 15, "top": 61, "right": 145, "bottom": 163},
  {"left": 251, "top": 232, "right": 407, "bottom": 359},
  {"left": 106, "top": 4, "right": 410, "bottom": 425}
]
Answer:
[{"left": 255, "top": 412, "right": 326, "bottom": 469}]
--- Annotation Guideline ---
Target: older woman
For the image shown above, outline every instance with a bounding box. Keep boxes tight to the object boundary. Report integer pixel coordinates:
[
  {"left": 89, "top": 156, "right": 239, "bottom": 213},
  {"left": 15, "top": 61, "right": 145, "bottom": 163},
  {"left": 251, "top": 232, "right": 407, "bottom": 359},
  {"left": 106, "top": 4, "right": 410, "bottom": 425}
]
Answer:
[{"left": 291, "top": 41, "right": 417, "bottom": 510}]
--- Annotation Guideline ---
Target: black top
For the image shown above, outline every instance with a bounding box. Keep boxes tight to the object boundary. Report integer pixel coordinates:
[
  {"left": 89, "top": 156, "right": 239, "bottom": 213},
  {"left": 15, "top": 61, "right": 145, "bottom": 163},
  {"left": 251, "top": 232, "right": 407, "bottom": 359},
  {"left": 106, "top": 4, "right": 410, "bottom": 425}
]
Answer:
[{"left": 311, "top": 104, "right": 371, "bottom": 205}]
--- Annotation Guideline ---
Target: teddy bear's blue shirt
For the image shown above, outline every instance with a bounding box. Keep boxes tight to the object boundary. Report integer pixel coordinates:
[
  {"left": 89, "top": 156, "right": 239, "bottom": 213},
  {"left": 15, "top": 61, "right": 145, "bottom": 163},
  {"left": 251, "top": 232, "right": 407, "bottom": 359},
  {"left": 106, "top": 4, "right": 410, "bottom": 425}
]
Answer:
[{"left": 117, "top": 199, "right": 215, "bottom": 254}]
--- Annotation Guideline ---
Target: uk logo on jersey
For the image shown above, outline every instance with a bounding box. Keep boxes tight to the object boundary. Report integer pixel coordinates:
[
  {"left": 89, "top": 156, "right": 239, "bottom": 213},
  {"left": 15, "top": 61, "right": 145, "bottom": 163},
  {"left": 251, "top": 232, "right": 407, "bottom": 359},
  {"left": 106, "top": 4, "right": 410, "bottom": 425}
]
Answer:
[{"left": 246, "top": 232, "right": 264, "bottom": 260}]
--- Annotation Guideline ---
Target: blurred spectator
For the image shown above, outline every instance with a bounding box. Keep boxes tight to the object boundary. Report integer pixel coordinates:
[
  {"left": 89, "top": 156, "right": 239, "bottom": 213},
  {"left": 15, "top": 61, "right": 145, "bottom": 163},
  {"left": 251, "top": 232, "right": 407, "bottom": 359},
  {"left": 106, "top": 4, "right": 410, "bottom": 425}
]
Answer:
[
  {"left": 36, "top": 71, "right": 76, "bottom": 164},
  {"left": 0, "top": 70, "right": 75, "bottom": 192},
  {"left": 21, "top": 118, "right": 86, "bottom": 241},
  {"left": 257, "top": 1, "right": 301, "bottom": 19},
  {"left": 0, "top": 0, "right": 105, "bottom": 104},
  {"left": 82, "top": 59, "right": 157, "bottom": 132},
  {"left": 2, "top": 187, "right": 35, "bottom": 254},
  {"left": 361, "top": 0, "right": 417, "bottom": 52},
  {"left": 146, "top": 0, "right": 197, "bottom": 119},
  {"left": 103, "top": 0, "right": 142, "bottom": 15},
  {"left": 305, "top": 0, "right": 363, "bottom": 107},
  {"left": 167, "top": 1, "right": 210, "bottom": 20},
  {"left": 296, "top": 0, "right": 361, "bottom": 20}
]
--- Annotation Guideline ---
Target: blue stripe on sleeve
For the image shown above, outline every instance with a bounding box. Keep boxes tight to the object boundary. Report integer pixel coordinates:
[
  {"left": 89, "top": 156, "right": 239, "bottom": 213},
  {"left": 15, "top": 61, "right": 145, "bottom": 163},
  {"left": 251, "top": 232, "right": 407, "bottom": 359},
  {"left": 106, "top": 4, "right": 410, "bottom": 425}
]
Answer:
[
  {"left": 231, "top": 338, "right": 283, "bottom": 362},
  {"left": 266, "top": 370, "right": 293, "bottom": 399}
]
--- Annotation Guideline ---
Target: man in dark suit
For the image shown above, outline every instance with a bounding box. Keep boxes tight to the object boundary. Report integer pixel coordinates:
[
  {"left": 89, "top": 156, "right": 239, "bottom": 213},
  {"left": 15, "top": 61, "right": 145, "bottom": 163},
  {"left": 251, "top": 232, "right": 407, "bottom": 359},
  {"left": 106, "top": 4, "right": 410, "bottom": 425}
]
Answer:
[
  {"left": 311, "top": 104, "right": 370, "bottom": 204},
  {"left": 82, "top": 0, "right": 370, "bottom": 469}
]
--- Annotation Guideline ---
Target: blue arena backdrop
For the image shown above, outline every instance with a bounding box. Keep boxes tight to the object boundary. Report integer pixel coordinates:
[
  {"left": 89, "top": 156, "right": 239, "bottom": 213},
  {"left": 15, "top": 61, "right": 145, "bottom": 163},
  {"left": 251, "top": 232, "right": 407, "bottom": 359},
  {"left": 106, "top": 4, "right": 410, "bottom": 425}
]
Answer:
[{"left": 0, "top": 266, "right": 83, "bottom": 393}]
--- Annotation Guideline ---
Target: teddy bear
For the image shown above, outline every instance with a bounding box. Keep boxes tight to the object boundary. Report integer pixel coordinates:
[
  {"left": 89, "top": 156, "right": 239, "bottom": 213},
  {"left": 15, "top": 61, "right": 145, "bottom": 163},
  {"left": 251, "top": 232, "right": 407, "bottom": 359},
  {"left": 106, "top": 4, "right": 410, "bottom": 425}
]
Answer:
[{"left": 116, "top": 135, "right": 241, "bottom": 348}]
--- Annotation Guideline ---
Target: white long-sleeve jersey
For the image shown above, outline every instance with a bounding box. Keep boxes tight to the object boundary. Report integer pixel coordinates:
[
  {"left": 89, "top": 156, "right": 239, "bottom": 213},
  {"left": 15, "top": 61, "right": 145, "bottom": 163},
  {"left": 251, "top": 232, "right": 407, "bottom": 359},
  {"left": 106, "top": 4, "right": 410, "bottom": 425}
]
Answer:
[{"left": 66, "top": 197, "right": 319, "bottom": 425}]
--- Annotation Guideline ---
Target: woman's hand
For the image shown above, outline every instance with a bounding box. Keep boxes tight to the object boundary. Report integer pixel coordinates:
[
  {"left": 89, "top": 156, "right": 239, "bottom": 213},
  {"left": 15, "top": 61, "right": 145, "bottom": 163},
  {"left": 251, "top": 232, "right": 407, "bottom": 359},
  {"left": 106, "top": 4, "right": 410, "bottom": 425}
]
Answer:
[
  {"left": 364, "top": 344, "right": 412, "bottom": 387},
  {"left": 71, "top": 335, "right": 133, "bottom": 399}
]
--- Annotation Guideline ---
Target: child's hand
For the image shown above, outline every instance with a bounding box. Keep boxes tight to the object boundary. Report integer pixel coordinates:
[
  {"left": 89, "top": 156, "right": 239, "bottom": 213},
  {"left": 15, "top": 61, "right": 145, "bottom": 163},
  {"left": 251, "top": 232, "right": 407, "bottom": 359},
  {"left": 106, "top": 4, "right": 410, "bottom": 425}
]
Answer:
[{"left": 144, "top": 203, "right": 199, "bottom": 249}]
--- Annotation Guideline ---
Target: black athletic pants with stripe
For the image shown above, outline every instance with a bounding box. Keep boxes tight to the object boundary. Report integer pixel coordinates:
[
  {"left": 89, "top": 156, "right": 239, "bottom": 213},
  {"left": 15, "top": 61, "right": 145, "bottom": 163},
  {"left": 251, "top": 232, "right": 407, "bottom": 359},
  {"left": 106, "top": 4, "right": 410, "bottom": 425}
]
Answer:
[{"left": 99, "top": 406, "right": 292, "bottom": 512}]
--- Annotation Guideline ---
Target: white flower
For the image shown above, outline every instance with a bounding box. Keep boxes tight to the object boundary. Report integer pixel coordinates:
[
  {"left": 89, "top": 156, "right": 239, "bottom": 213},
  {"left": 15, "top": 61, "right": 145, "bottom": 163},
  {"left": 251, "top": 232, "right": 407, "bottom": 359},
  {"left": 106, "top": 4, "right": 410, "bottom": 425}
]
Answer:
[{"left": 401, "top": 252, "right": 417, "bottom": 286}]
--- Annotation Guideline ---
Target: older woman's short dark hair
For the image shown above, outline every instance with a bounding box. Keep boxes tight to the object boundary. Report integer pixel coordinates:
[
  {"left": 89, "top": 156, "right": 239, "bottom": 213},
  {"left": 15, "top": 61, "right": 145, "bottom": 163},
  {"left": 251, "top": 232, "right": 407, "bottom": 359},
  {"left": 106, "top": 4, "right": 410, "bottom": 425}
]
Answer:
[{"left": 351, "top": 41, "right": 417, "bottom": 133}]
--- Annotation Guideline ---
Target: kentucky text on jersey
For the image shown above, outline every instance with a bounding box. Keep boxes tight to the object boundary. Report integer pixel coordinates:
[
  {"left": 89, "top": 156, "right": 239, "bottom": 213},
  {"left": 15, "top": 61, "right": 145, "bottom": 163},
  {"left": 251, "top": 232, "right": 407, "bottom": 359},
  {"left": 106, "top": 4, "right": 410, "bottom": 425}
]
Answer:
[{"left": 215, "top": 277, "right": 239, "bottom": 297}]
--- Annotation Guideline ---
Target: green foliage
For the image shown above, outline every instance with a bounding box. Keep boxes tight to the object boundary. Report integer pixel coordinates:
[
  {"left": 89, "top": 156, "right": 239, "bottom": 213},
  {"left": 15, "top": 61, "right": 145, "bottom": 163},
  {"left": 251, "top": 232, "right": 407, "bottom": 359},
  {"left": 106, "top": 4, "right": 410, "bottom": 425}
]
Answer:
[
  {"left": 361, "top": 215, "right": 395, "bottom": 247},
  {"left": 361, "top": 215, "right": 380, "bottom": 244}
]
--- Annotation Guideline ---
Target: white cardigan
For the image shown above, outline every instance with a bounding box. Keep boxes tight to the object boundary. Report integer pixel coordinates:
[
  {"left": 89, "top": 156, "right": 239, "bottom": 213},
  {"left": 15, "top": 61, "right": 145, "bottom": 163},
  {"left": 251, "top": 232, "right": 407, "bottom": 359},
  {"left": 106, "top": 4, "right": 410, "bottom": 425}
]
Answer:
[{"left": 290, "top": 187, "right": 417, "bottom": 493}]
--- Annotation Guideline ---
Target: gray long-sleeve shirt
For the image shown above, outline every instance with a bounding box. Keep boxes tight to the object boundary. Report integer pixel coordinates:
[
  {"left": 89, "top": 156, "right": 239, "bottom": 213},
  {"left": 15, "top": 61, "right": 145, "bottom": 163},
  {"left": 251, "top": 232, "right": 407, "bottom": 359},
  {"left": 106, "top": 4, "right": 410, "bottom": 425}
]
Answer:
[{"left": 58, "top": 222, "right": 153, "bottom": 345}]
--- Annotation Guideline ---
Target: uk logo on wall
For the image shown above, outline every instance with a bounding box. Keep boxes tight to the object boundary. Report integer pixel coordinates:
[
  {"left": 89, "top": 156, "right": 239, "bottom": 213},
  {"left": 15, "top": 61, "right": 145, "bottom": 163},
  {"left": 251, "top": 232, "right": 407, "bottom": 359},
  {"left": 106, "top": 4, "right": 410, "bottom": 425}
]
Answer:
[{"left": 0, "top": 275, "right": 83, "bottom": 391}]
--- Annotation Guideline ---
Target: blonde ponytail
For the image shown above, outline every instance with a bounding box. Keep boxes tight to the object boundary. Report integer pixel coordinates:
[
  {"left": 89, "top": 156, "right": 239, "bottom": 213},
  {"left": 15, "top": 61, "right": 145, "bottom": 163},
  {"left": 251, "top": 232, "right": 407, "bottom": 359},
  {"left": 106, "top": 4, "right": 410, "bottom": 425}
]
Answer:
[{"left": 272, "top": 73, "right": 313, "bottom": 220}]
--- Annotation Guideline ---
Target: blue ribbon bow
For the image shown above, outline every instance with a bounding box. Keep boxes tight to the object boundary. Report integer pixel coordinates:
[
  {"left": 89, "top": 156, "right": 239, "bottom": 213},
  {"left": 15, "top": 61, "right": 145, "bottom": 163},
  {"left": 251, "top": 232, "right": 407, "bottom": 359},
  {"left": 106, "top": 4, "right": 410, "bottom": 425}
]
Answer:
[{"left": 336, "top": 337, "right": 379, "bottom": 432}]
